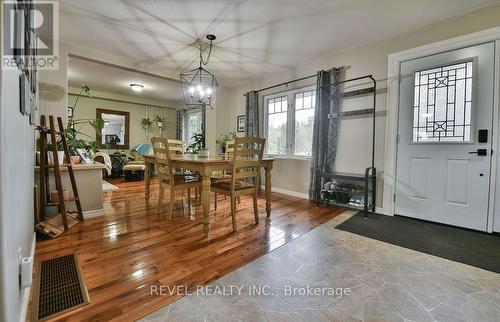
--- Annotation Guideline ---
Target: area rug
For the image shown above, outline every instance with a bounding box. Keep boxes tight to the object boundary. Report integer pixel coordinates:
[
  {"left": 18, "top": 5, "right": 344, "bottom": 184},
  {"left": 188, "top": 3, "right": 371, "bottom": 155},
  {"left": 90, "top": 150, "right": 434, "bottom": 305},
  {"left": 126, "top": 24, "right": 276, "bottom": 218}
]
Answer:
[
  {"left": 102, "top": 180, "right": 119, "bottom": 191},
  {"left": 336, "top": 211, "right": 500, "bottom": 273}
]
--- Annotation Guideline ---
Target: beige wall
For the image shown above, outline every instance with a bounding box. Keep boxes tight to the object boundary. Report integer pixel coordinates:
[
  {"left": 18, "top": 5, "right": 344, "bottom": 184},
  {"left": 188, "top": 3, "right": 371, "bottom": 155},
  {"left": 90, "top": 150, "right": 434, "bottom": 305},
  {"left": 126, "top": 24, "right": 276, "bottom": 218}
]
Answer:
[
  {"left": 216, "top": 4, "right": 500, "bottom": 204},
  {"left": 68, "top": 87, "right": 179, "bottom": 151}
]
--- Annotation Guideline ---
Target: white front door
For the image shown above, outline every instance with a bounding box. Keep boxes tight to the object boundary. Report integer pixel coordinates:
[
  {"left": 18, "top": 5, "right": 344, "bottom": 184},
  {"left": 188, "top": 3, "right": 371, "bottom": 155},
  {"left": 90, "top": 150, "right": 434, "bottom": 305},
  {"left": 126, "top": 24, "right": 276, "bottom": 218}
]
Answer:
[{"left": 395, "top": 42, "right": 495, "bottom": 231}]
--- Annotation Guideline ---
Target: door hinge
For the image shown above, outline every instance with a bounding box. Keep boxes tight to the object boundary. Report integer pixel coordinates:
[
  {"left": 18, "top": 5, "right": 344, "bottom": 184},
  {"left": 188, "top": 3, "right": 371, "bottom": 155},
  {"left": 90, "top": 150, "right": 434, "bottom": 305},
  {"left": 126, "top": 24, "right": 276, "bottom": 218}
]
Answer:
[
  {"left": 393, "top": 193, "right": 396, "bottom": 202},
  {"left": 396, "top": 134, "right": 400, "bottom": 143}
]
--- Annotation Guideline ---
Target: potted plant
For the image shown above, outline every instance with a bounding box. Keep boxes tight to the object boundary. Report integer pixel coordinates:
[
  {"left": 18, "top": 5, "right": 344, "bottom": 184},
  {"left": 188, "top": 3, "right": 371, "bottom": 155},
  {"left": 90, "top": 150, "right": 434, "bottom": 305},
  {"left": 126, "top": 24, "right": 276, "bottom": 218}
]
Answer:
[
  {"left": 154, "top": 115, "right": 164, "bottom": 129},
  {"left": 216, "top": 132, "right": 236, "bottom": 153},
  {"left": 198, "top": 147, "right": 210, "bottom": 158},
  {"left": 141, "top": 117, "right": 153, "bottom": 130},
  {"left": 187, "top": 132, "right": 205, "bottom": 154}
]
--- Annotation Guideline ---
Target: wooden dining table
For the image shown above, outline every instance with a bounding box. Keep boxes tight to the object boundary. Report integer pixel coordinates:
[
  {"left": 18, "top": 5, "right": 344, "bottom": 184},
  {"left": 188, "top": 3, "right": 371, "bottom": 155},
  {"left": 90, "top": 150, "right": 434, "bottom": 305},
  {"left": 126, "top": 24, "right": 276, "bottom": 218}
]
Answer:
[{"left": 143, "top": 155, "right": 274, "bottom": 236}]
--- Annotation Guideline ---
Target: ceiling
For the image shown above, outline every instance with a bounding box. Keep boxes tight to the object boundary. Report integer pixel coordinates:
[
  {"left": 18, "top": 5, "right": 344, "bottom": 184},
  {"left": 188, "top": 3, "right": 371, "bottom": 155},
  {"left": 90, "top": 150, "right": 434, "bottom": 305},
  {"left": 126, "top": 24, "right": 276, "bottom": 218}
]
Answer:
[
  {"left": 68, "top": 56, "right": 183, "bottom": 103},
  {"left": 61, "top": 0, "right": 500, "bottom": 94}
]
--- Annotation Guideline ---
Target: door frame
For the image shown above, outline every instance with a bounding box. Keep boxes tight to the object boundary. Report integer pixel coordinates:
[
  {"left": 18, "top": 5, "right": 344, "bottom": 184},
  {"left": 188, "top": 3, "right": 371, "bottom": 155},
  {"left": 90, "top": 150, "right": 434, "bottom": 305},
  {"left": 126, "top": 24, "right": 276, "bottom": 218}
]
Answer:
[{"left": 383, "top": 27, "right": 500, "bottom": 233}]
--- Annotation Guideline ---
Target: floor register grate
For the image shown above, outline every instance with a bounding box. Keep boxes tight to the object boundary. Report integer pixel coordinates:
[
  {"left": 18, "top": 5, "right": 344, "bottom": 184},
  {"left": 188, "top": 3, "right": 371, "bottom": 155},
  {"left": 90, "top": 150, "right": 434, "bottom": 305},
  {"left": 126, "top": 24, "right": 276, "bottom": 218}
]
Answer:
[{"left": 33, "top": 254, "right": 90, "bottom": 321}]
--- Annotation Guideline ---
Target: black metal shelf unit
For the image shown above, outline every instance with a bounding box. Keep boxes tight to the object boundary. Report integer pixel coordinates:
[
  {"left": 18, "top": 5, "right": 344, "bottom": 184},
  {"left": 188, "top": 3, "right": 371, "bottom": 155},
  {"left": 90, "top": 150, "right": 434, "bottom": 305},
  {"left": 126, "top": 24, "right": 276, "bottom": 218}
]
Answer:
[{"left": 315, "top": 75, "right": 377, "bottom": 218}]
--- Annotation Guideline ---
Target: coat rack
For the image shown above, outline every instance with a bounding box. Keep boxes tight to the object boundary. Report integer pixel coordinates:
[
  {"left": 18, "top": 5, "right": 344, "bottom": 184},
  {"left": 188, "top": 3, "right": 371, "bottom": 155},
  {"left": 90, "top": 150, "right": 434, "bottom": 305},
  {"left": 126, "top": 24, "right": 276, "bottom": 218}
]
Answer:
[{"left": 316, "top": 75, "right": 377, "bottom": 218}]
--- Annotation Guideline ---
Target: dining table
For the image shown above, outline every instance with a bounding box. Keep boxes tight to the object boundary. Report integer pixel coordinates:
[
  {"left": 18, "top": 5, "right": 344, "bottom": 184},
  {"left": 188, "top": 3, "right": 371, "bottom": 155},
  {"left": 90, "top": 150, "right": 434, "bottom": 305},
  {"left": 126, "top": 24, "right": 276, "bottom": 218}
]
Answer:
[{"left": 143, "top": 155, "right": 275, "bottom": 236}]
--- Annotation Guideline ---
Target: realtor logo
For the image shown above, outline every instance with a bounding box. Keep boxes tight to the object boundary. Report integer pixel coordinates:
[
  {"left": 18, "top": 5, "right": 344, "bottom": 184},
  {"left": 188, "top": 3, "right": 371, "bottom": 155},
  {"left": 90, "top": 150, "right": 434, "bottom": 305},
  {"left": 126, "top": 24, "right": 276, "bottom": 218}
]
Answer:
[{"left": 2, "top": 1, "right": 59, "bottom": 70}]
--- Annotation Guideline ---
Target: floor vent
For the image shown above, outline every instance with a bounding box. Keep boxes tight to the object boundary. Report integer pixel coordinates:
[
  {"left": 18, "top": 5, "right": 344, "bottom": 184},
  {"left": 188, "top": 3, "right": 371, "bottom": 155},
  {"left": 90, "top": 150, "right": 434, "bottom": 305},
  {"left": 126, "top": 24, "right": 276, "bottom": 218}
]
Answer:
[{"left": 33, "top": 253, "right": 89, "bottom": 321}]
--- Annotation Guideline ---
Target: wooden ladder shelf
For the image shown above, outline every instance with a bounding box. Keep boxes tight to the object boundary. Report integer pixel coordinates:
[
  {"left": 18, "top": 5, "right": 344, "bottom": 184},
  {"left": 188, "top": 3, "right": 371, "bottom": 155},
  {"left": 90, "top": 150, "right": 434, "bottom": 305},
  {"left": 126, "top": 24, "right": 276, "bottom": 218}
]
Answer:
[{"left": 36, "top": 115, "right": 84, "bottom": 238}]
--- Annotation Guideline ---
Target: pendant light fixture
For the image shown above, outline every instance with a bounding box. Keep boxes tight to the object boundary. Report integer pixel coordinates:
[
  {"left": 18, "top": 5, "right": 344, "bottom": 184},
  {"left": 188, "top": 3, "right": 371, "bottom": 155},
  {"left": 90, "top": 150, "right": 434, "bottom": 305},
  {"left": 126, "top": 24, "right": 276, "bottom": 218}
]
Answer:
[{"left": 180, "top": 34, "right": 218, "bottom": 110}]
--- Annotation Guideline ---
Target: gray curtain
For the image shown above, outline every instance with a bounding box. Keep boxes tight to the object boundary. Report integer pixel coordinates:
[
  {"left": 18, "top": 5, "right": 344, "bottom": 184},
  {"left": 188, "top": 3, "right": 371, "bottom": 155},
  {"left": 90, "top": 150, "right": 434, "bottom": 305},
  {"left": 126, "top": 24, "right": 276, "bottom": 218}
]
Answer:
[
  {"left": 309, "top": 68, "right": 341, "bottom": 201},
  {"left": 245, "top": 90, "right": 259, "bottom": 137},
  {"left": 201, "top": 108, "right": 207, "bottom": 147},
  {"left": 176, "top": 109, "right": 185, "bottom": 140}
]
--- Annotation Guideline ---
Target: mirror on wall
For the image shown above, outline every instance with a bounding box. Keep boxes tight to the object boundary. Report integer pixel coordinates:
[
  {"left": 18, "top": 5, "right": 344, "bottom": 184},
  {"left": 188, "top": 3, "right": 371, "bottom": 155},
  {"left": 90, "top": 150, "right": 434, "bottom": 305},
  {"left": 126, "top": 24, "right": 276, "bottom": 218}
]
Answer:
[{"left": 96, "top": 108, "right": 130, "bottom": 149}]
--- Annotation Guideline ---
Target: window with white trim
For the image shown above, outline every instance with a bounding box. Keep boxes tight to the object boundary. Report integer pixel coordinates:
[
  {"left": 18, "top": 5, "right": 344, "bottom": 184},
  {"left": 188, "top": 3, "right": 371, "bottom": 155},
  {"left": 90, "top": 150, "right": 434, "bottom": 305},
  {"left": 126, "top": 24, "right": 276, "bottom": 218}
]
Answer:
[{"left": 264, "top": 87, "right": 316, "bottom": 158}]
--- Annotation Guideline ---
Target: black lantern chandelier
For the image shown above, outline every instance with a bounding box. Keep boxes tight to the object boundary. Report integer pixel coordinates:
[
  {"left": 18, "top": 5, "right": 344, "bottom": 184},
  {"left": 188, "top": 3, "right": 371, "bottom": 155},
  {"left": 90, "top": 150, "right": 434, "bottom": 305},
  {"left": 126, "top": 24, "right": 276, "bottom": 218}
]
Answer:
[{"left": 180, "top": 34, "right": 218, "bottom": 110}]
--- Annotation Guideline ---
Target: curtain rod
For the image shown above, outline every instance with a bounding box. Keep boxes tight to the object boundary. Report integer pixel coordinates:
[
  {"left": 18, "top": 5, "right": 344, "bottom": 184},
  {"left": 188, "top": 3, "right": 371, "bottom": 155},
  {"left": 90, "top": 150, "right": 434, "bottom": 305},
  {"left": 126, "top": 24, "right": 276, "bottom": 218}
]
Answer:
[
  {"left": 68, "top": 92, "right": 177, "bottom": 110},
  {"left": 243, "top": 66, "right": 345, "bottom": 95},
  {"left": 253, "top": 74, "right": 316, "bottom": 93}
]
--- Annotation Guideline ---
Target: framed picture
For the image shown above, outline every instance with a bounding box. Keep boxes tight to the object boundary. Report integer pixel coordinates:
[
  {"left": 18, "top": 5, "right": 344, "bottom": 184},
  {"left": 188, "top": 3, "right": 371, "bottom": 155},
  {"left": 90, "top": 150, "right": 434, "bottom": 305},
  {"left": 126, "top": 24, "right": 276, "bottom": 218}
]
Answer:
[
  {"left": 237, "top": 115, "right": 246, "bottom": 132},
  {"left": 76, "top": 149, "right": 93, "bottom": 164}
]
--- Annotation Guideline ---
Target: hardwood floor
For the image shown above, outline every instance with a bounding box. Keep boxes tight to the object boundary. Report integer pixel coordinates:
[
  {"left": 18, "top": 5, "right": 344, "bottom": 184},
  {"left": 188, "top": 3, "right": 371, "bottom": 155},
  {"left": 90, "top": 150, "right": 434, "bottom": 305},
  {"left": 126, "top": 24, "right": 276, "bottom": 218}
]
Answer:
[{"left": 33, "top": 178, "right": 344, "bottom": 322}]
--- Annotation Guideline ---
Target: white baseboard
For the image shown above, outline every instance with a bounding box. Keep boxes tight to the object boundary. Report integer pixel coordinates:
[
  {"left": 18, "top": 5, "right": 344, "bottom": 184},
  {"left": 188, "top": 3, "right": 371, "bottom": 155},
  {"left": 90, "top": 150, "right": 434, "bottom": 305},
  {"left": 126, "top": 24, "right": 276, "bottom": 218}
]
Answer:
[
  {"left": 83, "top": 208, "right": 104, "bottom": 219},
  {"left": 260, "top": 185, "right": 309, "bottom": 199},
  {"left": 19, "top": 231, "right": 36, "bottom": 322}
]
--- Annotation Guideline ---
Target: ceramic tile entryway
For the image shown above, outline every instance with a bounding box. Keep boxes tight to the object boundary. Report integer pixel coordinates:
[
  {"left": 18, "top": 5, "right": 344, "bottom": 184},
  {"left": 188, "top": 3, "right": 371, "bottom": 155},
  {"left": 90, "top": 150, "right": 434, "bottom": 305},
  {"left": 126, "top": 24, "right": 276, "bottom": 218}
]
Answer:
[{"left": 140, "top": 211, "right": 500, "bottom": 322}]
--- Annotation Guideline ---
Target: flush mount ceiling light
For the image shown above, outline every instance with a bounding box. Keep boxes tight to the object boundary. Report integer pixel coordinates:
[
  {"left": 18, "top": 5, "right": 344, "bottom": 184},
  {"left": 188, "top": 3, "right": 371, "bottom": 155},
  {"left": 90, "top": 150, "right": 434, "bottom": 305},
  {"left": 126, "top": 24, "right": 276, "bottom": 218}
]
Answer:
[
  {"left": 130, "top": 83, "right": 144, "bottom": 92},
  {"left": 180, "top": 34, "right": 218, "bottom": 110}
]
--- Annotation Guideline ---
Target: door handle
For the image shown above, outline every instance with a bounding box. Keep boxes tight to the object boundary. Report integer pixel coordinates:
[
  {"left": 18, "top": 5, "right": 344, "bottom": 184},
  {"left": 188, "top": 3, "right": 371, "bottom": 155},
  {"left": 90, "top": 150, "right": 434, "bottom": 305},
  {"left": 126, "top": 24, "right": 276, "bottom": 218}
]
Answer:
[{"left": 469, "top": 149, "right": 487, "bottom": 156}]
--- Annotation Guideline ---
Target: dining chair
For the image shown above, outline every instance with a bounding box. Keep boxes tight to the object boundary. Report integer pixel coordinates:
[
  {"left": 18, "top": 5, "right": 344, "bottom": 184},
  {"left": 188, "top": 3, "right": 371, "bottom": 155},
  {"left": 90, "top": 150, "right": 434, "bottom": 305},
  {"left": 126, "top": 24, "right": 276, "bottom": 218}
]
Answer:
[
  {"left": 225, "top": 139, "right": 235, "bottom": 157},
  {"left": 167, "top": 138, "right": 199, "bottom": 201},
  {"left": 210, "top": 137, "right": 266, "bottom": 231},
  {"left": 167, "top": 139, "right": 185, "bottom": 156},
  {"left": 211, "top": 139, "right": 239, "bottom": 210},
  {"left": 152, "top": 137, "right": 202, "bottom": 219}
]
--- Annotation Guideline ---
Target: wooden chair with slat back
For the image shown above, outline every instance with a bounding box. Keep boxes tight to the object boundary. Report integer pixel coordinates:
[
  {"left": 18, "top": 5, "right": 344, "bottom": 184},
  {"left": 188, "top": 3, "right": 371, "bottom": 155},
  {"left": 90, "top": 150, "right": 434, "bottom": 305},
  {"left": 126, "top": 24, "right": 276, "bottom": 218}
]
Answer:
[
  {"left": 152, "top": 137, "right": 202, "bottom": 219},
  {"left": 211, "top": 137, "right": 265, "bottom": 231},
  {"left": 167, "top": 139, "right": 184, "bottom": 157},
  {"left": 211, "top": 139, "right": 239, "bottom": 209},
  {"left": 168, "top": 138, "right": 200, "bottom": 201},
  {"left": 225, "top": 139, "right": 235, "bottom": 160}
]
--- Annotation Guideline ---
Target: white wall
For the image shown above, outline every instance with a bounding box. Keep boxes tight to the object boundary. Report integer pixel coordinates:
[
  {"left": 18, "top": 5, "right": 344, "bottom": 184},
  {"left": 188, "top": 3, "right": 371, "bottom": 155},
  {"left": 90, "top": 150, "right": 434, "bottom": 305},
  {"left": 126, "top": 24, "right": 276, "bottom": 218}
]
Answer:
[
  {"left": 0, "top": 48, "right": 36, "bottom": 322},
  {"left": 39, "top": 43, "right": 69, "bottom": 122},
  {"left": 217, "top": 4, "right": 500, "bottom": 206},
  {"left": 68, "top": 87, "right": 179, "bottom": 151}
]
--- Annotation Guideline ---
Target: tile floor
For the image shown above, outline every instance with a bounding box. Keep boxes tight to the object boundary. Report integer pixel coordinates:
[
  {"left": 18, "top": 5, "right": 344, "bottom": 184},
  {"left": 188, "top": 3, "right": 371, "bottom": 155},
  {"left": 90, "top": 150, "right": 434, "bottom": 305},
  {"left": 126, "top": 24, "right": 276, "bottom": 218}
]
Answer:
[{"left": 140, "top": 211, "right": 500, "bottom": 322}]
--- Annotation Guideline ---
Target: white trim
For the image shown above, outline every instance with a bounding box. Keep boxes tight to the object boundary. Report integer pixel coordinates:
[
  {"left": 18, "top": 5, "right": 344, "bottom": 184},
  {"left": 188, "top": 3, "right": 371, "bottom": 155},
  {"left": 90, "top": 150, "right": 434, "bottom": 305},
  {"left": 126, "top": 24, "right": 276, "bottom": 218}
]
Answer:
[
  {"left": 383, "top": 27, "right": 500, "bottom": 233},
  {"left": 19, "top": 232, "right": 36, "bottom": 322},
  {"left": 260, "top": 185, "right": 309, "bottom": 199},
  {"left": 83, "top": 208, "right": 104, "bottom": 219},
  {"left": 489, "top": 40, "right": 500, "bottom": 233},
  {"left": 263, "top": 85, "right": 316, "bottom": 158}
]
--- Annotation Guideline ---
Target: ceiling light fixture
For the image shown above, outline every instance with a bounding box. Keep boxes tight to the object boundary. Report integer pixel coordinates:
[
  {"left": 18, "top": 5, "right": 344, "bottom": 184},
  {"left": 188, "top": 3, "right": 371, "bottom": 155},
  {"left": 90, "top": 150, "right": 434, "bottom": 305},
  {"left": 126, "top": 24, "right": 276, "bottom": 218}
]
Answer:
[
  {"left": 130, "top": 83, "right": 144, "bottom": 92},
  {"left": 180, "top": 34, "right": 218, "bottom": 110}
]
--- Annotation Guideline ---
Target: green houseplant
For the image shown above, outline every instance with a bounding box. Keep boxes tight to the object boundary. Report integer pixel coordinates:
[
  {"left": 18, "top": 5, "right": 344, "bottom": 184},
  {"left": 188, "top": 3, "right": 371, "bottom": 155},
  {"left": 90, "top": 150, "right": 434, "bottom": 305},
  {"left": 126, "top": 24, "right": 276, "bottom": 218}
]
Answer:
[
  {"left": 154, "top": 115, "right": 165, "bottom": 128},
  {"left": 141, "top": 117, "right": 153, "bottom": 130},
  {"left": 187, "top": 132, "right": 205, "bottom": 154},
  {"left": 66, "top": 84, "right": 104, "bottom": 154}
]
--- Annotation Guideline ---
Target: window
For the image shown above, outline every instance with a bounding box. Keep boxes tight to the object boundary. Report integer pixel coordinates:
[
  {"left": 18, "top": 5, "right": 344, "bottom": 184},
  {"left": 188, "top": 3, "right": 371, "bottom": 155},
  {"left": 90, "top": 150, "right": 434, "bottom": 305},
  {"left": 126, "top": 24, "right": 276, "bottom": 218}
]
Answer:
[
  {"left": 183, "top": 110, "right": 203, "bottom": 145},
  {"left": 266, "top": 96, "right": 288, "bottom": 155},
  {"left": 294, "top": 91, "right": 316, "bottom": 156},
  {"left": 264, "top": 87, "right": 316, "bottom": 158},
  {"left": 412, "top": 61, "right": 473, "bottom": 142}
]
